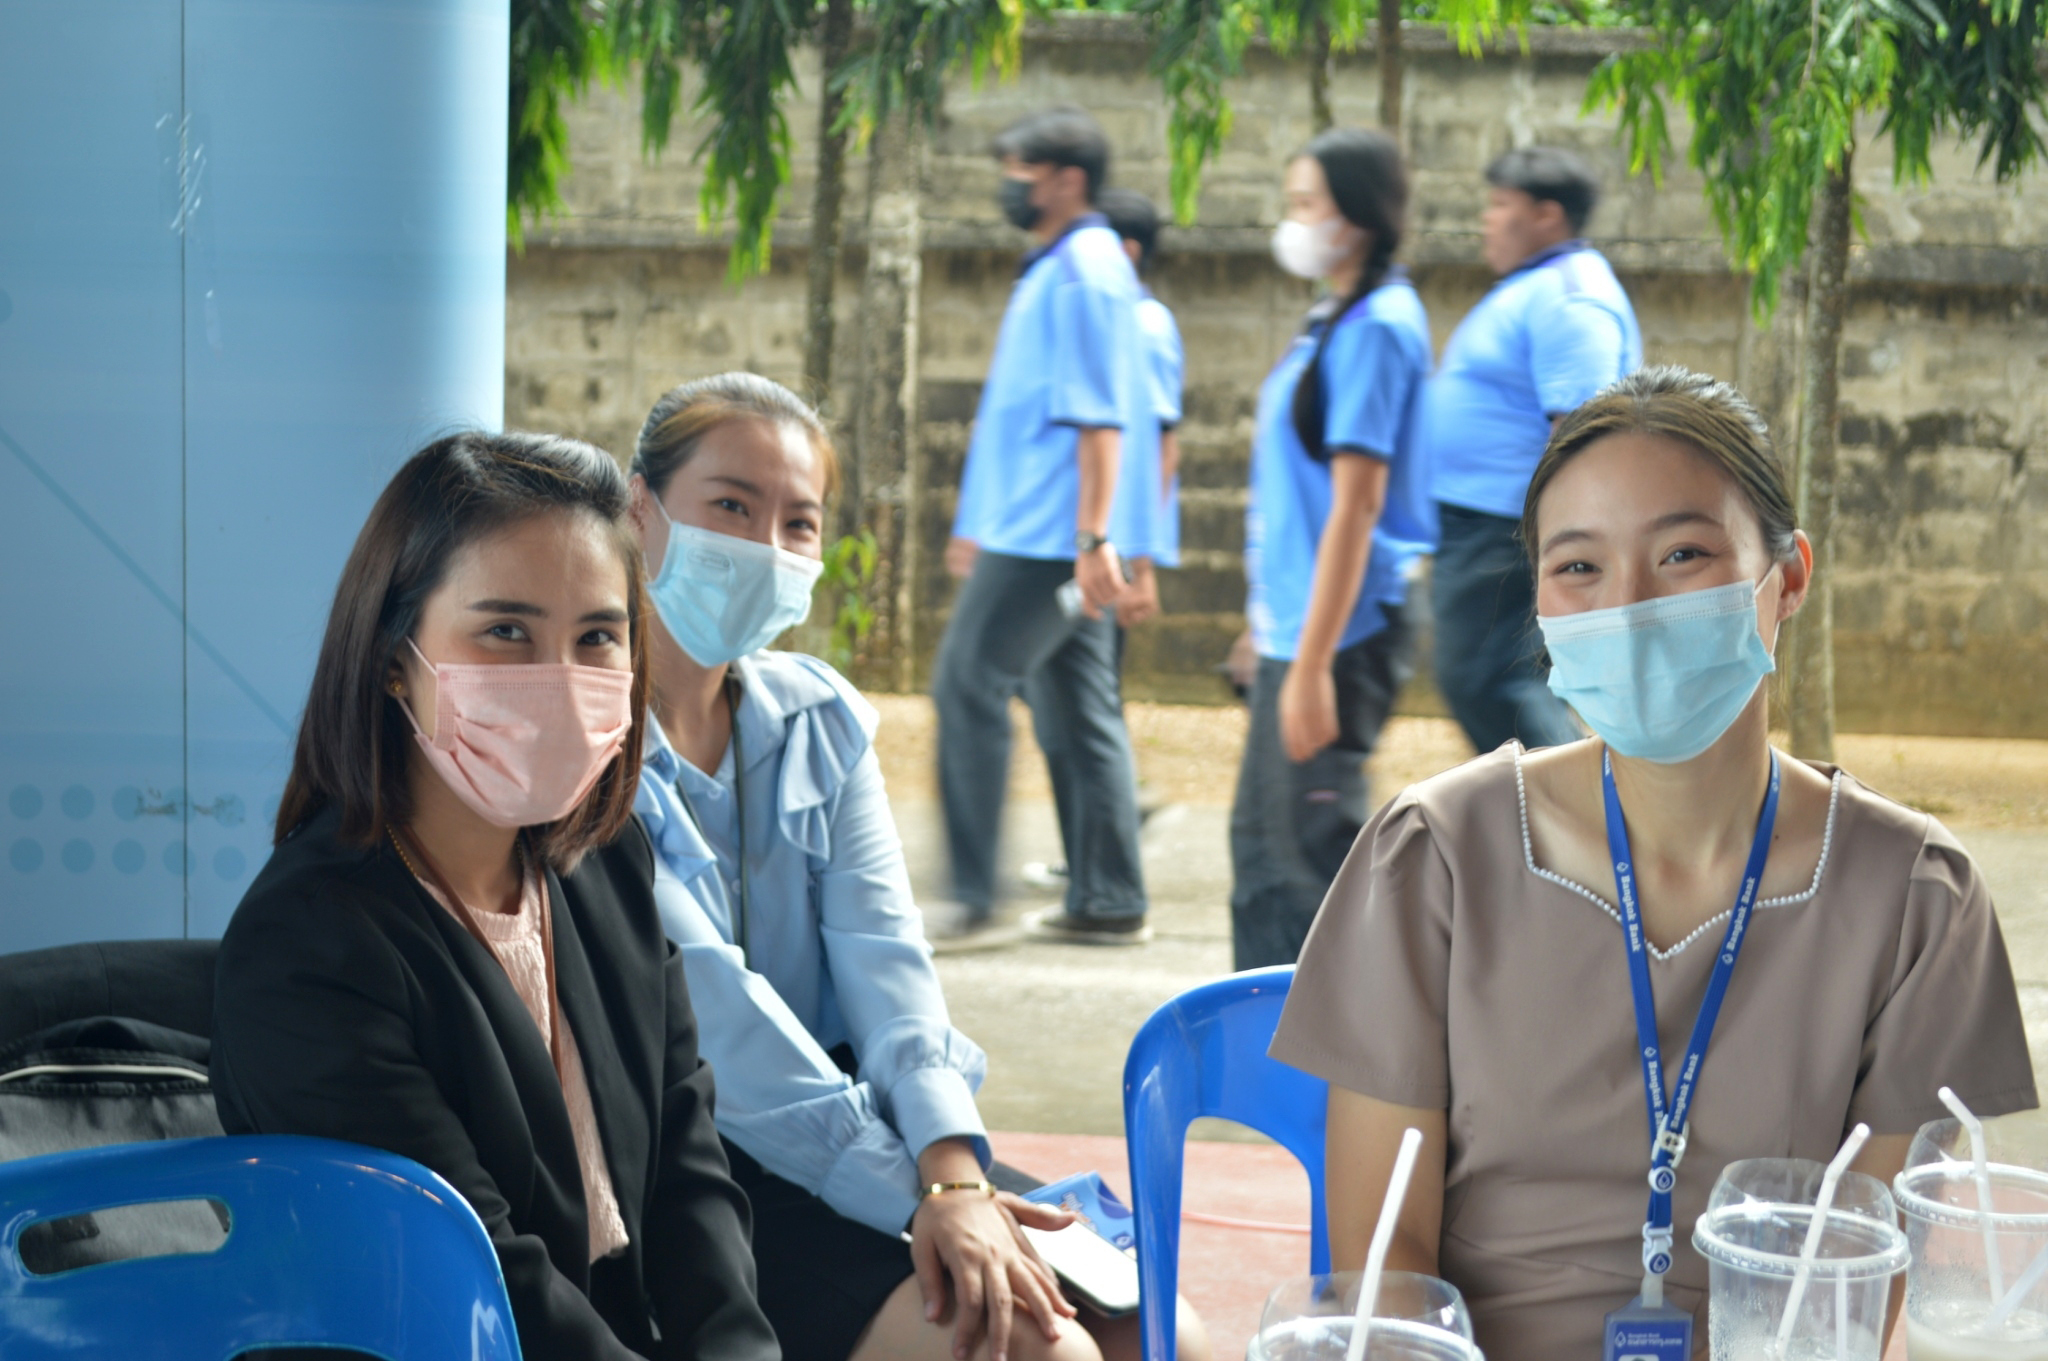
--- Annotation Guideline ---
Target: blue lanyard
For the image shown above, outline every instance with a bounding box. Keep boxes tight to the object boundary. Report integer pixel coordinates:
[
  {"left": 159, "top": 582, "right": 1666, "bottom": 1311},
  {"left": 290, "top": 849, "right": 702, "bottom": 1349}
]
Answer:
[{"left": 1603, "top": 747, "right": 1779, "bottom": 1280}]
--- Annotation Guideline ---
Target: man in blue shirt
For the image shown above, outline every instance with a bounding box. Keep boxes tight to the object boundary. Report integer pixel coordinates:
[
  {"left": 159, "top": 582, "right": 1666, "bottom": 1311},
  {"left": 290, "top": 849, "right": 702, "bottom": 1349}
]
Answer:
[
  {"left": 933, "top": 107, "right": 1161, "bottom": 945},
  {"left": 1422, "top": 147, "right": 1643, "bottom": 753},
  {"left": 1099, "top": 188, "right": 1184, "bottom": 587},
  {"left": 1015, "top": 188, "right": 1181, "bottom": 898}
]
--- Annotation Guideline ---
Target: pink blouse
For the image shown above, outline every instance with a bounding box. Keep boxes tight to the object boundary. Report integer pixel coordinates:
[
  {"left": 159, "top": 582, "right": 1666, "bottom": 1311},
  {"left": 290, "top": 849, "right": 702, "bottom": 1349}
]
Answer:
[{"left": 418, "top": 866, "right": 630, "bottom": 1263}]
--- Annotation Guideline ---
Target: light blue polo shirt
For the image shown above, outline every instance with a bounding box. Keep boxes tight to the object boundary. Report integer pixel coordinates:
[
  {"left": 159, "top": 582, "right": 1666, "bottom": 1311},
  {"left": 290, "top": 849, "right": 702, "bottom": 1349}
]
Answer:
[
  {"left": 1422, "top": 240, "right": 1642, "bottom": 519},
  {"left": 952, "top": 216, "right": 1161, "bottom": 561},
  {"left": 1136, "top": 291, "right": 1184, "bottom": 569},
  {"left": 1245, "top": 274, "right": 1435, "bottom": 662}
]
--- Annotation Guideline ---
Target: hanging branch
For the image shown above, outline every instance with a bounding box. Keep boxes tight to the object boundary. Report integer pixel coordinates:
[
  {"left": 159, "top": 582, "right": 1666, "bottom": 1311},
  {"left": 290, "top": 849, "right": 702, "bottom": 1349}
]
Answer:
[
  {"left": 1588, "top": 0, "right": 2046, "bottom": 756},
  {"left": 508, "top": 0, "right": 611, "bottom": 246},
  {"left": 606, "top": 0, "right": 811, "bottom": 281},
  {"left": 1140, "top": 0, "right": 1537, "bottom": 224},
  {"left": 1588, "top": 0, "right": 2045, "bottom": 316},
  {"left": 839, "top": 0, "right": 1029, "bottom": 136}
]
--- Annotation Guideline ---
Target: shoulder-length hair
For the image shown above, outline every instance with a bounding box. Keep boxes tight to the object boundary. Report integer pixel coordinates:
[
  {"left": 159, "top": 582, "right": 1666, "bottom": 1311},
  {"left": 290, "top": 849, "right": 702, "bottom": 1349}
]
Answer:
[{"left": 276, "top": 430, "right": 650, "bottom": 871}]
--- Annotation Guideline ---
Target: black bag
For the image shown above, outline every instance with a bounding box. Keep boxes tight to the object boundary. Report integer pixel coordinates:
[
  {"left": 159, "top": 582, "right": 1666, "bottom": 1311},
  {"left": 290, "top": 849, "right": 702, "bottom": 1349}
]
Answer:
[
  {"left": 0, "top": 1014, "right": 228, "bottom": 1273},
  {"left": 0, "top": 937, "right": 228, "bottom": 1276}
]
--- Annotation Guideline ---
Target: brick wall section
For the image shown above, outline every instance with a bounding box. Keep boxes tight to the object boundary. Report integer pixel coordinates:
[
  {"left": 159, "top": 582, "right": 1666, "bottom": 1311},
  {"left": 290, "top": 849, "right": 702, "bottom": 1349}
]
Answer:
[{"left": 506, "top": 18, "right": 2048, "bottom": 734}]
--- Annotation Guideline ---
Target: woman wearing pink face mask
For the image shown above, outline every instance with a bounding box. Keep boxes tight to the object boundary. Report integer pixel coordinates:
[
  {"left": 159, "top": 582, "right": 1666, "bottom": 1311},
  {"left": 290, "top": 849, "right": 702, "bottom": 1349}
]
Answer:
[{"left": 212, "top": 431, "right": 779, "bottom": 1361}]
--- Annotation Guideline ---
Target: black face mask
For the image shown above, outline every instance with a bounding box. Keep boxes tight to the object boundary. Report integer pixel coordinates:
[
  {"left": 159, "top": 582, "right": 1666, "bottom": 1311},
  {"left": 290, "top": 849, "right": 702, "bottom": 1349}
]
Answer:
[{"left": 998, "top": 177, "right": 1042, "bottom": 231}]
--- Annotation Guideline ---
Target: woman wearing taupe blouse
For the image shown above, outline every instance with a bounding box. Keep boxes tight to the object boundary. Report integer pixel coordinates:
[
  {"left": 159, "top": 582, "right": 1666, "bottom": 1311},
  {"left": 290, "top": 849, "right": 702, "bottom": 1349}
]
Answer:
[{"left": 1273, "top": 366, "right": 2036, "bottom": 1358}]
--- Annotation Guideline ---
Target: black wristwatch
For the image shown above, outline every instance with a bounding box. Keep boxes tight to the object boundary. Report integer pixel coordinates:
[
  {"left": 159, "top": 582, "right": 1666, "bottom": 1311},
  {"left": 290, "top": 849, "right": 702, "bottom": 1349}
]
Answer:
[{"left": 1074, "top": 529, "right": 1110, "bottom": 554}]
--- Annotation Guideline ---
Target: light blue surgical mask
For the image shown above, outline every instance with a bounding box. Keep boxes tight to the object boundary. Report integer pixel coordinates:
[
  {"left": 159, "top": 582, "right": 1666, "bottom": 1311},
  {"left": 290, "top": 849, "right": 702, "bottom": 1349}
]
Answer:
[
  {"left": 646, "top": 503, "right": 823, "bottom": 667},
  {"left": 1538, "top": 576, "right": 1778, "bottom": 764}
]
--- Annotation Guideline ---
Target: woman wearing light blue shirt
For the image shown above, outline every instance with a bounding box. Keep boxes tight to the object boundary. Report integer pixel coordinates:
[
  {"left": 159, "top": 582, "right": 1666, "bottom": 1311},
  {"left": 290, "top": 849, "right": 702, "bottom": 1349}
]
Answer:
[
  {"left": 627, "top": 374, "right": 1201, "bottom": 1361},
  {"left": 1233, "top": 128, "right": 1435, "bottom": 971}
]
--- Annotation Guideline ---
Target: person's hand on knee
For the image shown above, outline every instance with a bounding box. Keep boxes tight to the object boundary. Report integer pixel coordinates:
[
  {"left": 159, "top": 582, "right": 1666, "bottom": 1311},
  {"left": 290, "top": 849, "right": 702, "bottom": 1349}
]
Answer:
[{"left": 911, "top": 1182, "right": 1077, "bottom": 1361}]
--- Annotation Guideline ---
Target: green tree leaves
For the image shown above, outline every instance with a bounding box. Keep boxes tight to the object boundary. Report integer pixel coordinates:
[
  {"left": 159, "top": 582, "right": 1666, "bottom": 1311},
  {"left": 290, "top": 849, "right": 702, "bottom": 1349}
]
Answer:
[
  {"left": 508, "top": 0, "right": 1024, "bottom": 279},
  {"left": 509, "top": 0, "right": 610, "bottom": 246},
  {"left": 1134, "top": 0, "right": 1544, "bottom": 222},
  {"left": 1588, "top": 0, "right": 2047, "bottom": 315}
]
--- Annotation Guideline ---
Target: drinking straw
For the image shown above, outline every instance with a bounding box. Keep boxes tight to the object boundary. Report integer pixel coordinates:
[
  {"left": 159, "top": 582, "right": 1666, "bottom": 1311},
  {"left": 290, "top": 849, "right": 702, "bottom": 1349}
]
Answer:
[
  {"left": 1941, "top": 1086, "right": 2008, "bottom": 1303},
  {"left": 1345, "top": 1127, "right": 1425, "bottom": 1361},
  {"left": 1986, "top": 1239, "right": 2048, "bottom": 1330},
  {"left": 1774, "top": 1123, "right": 1871, "bottom": 1360}
]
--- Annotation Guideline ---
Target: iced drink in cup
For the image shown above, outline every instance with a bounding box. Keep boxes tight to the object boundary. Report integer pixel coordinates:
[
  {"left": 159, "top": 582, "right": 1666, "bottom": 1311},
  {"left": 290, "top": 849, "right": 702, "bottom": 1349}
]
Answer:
[
  {"left": 1247, "top": 1272, "right": 1478, "bottom": 1361},
  {"left": 1894, "top": 1117, "right": 2048, "bottom": 1360},
  {"left": 1692, "top": 1158, "right": 1909, "bottom": 1361}
]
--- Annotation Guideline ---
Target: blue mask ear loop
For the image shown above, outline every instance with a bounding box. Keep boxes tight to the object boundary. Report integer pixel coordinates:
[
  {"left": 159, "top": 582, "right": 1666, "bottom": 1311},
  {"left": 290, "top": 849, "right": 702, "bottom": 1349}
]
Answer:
[
  {"left": 644, "top": 487, "right": 682, "bottom": 583},
  {"left": 1757, "top": 563, "right": 1788, "bottom": 656}
]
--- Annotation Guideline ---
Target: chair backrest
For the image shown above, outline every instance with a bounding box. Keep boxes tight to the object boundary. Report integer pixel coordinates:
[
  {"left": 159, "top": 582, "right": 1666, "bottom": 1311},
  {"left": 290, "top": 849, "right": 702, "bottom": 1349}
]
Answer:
[
  {"left": 1122, "top": 966, "right": 1327, "bottom": 1361},
  {"left": 0, "top": 1134, "right": 521, "bottom": 1361},
  {"left": 0, "top": 939, "right": 220, "bottom": 1051}
]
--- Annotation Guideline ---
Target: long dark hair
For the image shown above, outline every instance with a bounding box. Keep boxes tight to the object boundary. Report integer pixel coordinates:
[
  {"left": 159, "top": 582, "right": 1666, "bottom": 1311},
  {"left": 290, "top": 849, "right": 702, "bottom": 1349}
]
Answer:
[
  {"left": 276, "top": 430, "right": 651, "bottom": 871},
  {"left": 1290, "top": 128, "right": 1409, "bottom": 459}
]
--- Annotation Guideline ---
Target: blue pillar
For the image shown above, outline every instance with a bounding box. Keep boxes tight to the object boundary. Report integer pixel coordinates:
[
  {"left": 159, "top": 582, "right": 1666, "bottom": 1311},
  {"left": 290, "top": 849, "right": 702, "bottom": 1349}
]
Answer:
[{"left": 0, "top": 0, "right": 509, "bottom": 950}]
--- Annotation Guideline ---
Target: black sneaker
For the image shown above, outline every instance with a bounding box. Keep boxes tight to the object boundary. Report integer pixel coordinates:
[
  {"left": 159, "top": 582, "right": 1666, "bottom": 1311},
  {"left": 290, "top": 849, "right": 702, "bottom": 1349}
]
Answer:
[{"left": 1020, "top": 909, "right": 1153, "bottom": 946}]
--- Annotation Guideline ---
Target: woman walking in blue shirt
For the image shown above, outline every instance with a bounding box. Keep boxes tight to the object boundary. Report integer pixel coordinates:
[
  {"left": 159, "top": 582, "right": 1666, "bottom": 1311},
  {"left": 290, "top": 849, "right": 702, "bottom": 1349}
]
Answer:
[
  {"left": 1233, "top": 129, "right": 1436, "bottom": 970},
  {"left": 628, "top": 374, "right": 1208, "bottom": 1361}
]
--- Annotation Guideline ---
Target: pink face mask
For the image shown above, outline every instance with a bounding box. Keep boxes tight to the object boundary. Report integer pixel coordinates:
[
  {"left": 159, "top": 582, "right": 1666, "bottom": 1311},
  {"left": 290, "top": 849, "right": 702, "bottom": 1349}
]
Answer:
[{"left": 400, "top": 639, "right": 634, "bottom": 829}]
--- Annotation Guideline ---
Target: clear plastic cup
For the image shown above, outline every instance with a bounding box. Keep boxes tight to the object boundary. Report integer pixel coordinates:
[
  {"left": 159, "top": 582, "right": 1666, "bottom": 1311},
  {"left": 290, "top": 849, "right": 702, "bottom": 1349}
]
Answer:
[
  {"left": 1692, "top": 1157, "right": 1909, "bottom": 1361},
  {"left": 1247, "top": 1271, "right": 1479, "bottom": 1361},
  {"left": 1894, "top": 1118, "right": 2048, "bottom": 1360}
]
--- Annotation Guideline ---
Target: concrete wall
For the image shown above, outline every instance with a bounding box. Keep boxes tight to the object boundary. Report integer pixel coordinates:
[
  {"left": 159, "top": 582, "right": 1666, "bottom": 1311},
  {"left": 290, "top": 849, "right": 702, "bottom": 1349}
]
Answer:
[{"left": 507, "top": 17, "right": 2048, "bottom": 734}]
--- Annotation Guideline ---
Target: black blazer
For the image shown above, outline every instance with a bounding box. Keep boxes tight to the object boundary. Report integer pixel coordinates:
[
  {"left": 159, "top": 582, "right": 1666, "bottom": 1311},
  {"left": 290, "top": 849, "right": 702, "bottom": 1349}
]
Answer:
[{"left": 212, "top": 806, "right": 780, "bottom": 1361}]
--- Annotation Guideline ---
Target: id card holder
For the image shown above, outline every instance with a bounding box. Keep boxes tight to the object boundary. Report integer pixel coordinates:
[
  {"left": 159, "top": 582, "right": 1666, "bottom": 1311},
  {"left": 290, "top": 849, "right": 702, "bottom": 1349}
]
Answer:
[{"left": 1602, "top": 1295, "right": 1691, "bottom": 1361}]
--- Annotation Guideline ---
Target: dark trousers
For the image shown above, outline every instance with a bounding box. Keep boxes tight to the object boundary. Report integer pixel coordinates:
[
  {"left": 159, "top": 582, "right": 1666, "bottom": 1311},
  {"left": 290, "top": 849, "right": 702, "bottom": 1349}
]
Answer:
[
  {"left": 932, "top": 551, "right": 1147, "bottom": 921},
  {"left": 1430, "top": 502, "right": 1581, "bottom": 754},
  {"left": 1229, "top": 610, "right": 1414, "bottom": 971}
]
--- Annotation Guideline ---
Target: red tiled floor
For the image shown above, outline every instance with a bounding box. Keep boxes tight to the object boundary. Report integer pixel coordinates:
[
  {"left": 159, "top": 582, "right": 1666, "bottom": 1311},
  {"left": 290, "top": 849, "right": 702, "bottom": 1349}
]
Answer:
[
  {"left": 991, "top": 1131, "right": 1314, "bottom": 1361},
  {"left": 994, "top": 1132, "right": 1917, "bottom": 1361}
]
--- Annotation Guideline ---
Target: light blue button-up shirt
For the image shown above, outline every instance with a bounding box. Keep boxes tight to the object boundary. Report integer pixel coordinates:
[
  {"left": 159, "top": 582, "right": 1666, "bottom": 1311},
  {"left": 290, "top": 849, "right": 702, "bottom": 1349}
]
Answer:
[
  {"left": 1137, "top": 290, "right": 1184, "bottom": 569},
  {"left": 1245, "top": 275, "right": 1435, "bottom": 661},
  {"left": 1422, "top": 240, "right": 1643, "bottom": 518},
  {"left": 951, "top": 214, "right": 1163, "bottom": 561},
  {"left": 634, "top": 650, "right": 990, "bottom": 1237}
]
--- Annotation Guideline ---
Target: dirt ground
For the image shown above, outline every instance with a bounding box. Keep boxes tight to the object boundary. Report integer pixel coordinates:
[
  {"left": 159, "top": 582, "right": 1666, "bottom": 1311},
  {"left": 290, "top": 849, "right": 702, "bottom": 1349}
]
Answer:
[{"left": 872, "top": 694, "right": 2048, "bottom": 829}]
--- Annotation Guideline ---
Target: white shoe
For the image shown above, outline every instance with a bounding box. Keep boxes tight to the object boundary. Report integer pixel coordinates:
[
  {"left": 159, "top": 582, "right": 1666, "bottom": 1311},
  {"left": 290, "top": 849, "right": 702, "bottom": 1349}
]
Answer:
[{"left": 1020, "top": 861, "right": 1070, "bottom": 892}]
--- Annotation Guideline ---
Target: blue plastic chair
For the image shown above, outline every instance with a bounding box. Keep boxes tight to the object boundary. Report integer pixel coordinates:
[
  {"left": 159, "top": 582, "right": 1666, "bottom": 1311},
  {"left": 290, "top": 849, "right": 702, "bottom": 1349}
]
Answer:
[
  {"left": 1123, "top": 966, "right": 1328, "bottom": 1361},
  {"left": 0, "top": 1134, "right": 521, "bottom": 1361}
]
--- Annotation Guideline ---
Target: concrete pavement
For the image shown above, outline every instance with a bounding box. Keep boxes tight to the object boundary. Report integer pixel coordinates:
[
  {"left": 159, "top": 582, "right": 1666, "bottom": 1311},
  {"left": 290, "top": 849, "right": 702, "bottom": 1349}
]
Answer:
[{"left": 899, "top": 792, "right": 2048, "bottom": 1158}]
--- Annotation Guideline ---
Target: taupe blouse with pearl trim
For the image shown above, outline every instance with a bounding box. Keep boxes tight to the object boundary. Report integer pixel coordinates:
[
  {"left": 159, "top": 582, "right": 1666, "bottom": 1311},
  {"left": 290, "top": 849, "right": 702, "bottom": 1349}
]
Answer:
[{"left": 1272, "top": 743, "right": 2036, "bottom": 1361}]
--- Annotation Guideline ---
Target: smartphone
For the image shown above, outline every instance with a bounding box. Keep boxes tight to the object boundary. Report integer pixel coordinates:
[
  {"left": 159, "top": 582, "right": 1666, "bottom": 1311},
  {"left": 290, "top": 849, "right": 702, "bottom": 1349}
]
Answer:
[{"left": 1019, "top": 1221, "right": 1141, "bottom": 1317}]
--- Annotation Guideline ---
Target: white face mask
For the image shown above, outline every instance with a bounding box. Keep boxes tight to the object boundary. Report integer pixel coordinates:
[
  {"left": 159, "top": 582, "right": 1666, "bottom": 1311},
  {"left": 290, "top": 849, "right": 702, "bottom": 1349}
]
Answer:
[{"left": 1271, "top": 215, "right": 1355, "bottom": 280}]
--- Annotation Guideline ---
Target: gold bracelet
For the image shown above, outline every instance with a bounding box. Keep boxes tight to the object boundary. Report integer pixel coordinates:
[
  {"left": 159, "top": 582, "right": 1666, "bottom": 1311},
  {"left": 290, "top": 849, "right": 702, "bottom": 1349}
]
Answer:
[{"left": 920, "top": 1180, "right": 996, "bottom": 1200}]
